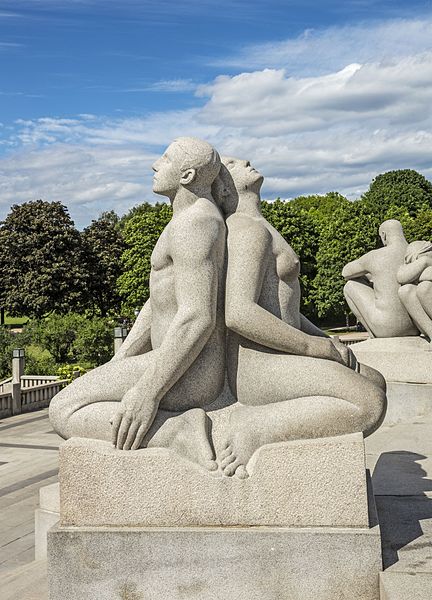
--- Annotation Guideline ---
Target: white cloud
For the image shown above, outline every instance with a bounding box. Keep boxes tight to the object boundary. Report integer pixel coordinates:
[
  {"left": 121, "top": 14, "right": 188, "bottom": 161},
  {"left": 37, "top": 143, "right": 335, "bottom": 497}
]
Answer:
[
  {"left": 215, "top": 17, "right": 432, "bottom": 75},
  {"left": 125, "top": 79, "right": 197, "bottom": 93},
  {"left": 2, "top": 16, "right": 432, "bottom": 226}
]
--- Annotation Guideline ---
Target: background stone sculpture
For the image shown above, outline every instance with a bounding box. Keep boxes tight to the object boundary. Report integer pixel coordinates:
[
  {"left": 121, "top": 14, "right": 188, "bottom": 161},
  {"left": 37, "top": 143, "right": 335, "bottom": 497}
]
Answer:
[
  {"left": 342, "top": 219, "right": 418, "bottom": 338},
  {"left": 397, "top": 239, "right": 432, "bottom": 340}
]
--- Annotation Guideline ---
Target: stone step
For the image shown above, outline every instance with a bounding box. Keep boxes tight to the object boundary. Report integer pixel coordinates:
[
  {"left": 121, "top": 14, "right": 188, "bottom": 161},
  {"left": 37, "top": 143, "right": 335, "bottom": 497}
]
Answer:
[
  {"left": 380, "top": 571, "right": 432, "bottom": 599},
  {"left": 0, "top": 559, "right": 47, "bottom": 600}
]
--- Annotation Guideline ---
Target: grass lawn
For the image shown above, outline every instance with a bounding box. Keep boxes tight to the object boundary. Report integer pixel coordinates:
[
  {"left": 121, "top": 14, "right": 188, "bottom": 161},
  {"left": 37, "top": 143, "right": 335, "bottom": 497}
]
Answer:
[{"left": 4, "top": 314, "right": 29, "bottom": 326}]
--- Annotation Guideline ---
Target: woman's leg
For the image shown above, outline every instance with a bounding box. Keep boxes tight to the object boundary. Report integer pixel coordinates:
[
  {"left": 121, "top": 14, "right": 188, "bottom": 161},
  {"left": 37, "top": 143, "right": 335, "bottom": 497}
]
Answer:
[
  {"left": 221, "top": 347, "right": 387, "bottom": 477},
  {"left": 398, "top": 284, "right": 432, "bottom": 340}
]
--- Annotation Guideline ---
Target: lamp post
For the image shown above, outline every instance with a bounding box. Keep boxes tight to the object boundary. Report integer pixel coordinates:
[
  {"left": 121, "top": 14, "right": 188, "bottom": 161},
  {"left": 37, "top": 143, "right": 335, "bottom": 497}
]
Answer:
[
  {"left": 12, "top": 348, "right": 25, "bottom": 415},
  {"left": 114, "top": 327, "right": 128, "bottom": 354}
]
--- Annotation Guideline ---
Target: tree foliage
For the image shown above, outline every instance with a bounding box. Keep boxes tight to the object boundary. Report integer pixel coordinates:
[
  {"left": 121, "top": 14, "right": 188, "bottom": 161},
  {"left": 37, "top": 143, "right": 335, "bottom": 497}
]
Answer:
[
  {"left": 0, "top": 200, "right": 87, "bottom": 318},
  {"left": 81, "top": 211, "right": 125, "bottom": 316},
  {"left": 118, "top": 203, "right": 173, "bottom": 310}
]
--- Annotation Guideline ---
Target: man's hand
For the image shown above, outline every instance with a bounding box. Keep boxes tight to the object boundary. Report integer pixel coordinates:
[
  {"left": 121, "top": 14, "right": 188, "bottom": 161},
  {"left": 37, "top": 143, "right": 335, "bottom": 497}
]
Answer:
[{"left": 111, "top": 387, "right": 159, "bottom": 450}]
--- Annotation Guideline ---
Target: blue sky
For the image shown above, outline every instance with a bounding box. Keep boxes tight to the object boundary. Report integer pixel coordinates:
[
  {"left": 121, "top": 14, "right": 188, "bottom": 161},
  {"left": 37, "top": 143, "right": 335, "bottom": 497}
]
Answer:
[{"left": 1, "top": 0, "right": 432, "bottom": 227}]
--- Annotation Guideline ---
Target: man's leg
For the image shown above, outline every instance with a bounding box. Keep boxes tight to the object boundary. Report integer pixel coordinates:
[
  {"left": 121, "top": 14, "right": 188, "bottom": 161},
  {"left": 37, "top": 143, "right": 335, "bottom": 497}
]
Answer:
[{"left": 49, "top": 354, "right": 153, "bottom": 441}]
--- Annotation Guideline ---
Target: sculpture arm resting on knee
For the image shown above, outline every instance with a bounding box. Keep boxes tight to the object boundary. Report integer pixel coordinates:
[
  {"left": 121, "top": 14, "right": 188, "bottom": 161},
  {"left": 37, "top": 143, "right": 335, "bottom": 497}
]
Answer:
[
  {"left": 226, "top": 221, "right": 343, "bottom": 363},
  {"left": 112, "top": 213, "right": 223, "bottom": 450},
  {"left": 111, "top": 301, "right": 152, "bottom": 361},
  {"left": 397, "top": 256, "right": 432, "bottom": 285}
]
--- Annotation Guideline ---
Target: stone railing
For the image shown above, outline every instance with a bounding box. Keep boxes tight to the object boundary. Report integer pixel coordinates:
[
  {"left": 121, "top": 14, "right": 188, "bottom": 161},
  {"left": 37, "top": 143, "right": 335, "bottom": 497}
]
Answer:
[
  {"left": 0, "top": 376, "right": 12, "bottom": 394},
  {"left": 0, "top": 390, "right": 13, "bottom": 419},
  {"left": 21, "top": 375, "right": 60, "bottom": 388},
  {"left": 20, "top": 379, "right": 68, "bottom": 413}
]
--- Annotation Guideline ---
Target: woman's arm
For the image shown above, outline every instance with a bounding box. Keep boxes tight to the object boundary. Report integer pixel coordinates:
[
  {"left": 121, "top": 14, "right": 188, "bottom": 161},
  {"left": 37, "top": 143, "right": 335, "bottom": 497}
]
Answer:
[
  {"left": 225, "top": 218, "right": 343, "bottom": 363},
  {"left": 397, "top": 256, "right": 432, "bottom": 285}
]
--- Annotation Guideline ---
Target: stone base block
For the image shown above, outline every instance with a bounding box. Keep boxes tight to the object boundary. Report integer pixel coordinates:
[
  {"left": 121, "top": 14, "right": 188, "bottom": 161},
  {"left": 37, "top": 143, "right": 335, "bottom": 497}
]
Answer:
[
  {"left": 35, "top": 483, "right": 60, "bottom": 560},
  {"left": 351, "top": 336, "right": 432, "bottom": 384},
  {"left": 59, "top": 433, "right": 369, "bottom": 528},
  {"left": 384, "top": 382, "right": 432, "bottom": 425},
  {"left": 48, "top": 523, "right": 382, "bottom": 600}
]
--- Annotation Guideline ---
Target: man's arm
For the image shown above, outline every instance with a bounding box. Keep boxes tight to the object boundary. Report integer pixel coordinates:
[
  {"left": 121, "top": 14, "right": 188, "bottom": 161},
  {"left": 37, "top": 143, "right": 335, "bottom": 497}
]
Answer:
[
  {"left": 342, "top": 256, "right": 370, "bottom": 280},
  {"left": 112, "top": 211, "right": 223, "bottom": 450},
  {"left": 111, "top": 300, "right": 152, "bottom": 361}
]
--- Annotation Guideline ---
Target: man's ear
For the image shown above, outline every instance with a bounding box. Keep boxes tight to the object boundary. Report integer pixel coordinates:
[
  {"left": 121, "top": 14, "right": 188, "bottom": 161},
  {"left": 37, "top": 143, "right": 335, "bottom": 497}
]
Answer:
[{"left": 180, "top": 168, "right": 196, "bottom": 186}]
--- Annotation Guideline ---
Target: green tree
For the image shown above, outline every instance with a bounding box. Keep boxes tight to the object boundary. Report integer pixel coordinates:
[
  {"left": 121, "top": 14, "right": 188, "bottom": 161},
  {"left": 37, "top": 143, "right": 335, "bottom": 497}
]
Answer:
[
  {"left": 311, "top": 200, "right": 379, "bottom": 322},
  {"left": 81, "top": 211, "right": 125, "bottom": 316},
  {"left": 71, "top": 316, "right": 114, "bottom": 366},
  {"left": 261, "top": 199, "right": 319, "bottom": 317},
  {"left": 361, "top": 169, "right": 432, "bottom": 219},
  {"left": 0, "top": 200, "right": 88, "bottom": 318},
  {"left": 118, "top": 203, "right": 173, "bottom": 310}
]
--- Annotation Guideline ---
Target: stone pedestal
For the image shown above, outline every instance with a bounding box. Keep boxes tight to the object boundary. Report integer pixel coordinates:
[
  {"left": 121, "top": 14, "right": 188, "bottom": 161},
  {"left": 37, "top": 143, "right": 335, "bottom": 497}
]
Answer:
[
  {"left": 47, "top": 434, "right": 382, "bottom": 600},
  {"left": 35, "top": 483, "right": 59, "bottom": 560},
  {"left": 351, "top": 336, "right": 432, "bottom": 424},
  {"left": 48, "top": 523, "right": 382, "bottom": 600}
]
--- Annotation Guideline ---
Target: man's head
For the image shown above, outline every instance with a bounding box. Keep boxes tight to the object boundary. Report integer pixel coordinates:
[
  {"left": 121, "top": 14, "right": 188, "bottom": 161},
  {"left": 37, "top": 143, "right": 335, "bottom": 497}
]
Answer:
[
  {"left": 152, "top": 137, "right": 221, "bottom": 199},
  {"left": 379, "top": 219, "right": 405, "bottom": 246}
]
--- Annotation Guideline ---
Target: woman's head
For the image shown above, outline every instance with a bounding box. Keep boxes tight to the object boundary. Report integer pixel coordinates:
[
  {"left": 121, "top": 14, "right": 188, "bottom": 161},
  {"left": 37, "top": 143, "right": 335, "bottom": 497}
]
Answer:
[
  {"left": 404, "top": 240, "right": 432, "bottom": 264},
  {"left": 222, "top": 157, "right": 264, "bottom": 194}
]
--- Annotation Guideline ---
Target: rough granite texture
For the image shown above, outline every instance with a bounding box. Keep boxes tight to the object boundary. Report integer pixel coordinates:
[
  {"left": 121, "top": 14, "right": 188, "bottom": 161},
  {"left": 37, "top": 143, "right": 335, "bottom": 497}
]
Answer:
[
  {"left": 47, "top": 524, "right": 382, "bottom": 600},
  {"left": 351, "top": 336, "right": 432, "bottom": 384},
  {"left": 59, "top": 433, "right": 369, "bottom": 528}
]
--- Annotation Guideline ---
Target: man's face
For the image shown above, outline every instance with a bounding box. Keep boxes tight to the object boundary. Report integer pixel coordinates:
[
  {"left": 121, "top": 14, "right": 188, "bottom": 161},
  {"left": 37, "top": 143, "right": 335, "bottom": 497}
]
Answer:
[{"left": 152, "top": 143, "right": 183, "bottom": 197}]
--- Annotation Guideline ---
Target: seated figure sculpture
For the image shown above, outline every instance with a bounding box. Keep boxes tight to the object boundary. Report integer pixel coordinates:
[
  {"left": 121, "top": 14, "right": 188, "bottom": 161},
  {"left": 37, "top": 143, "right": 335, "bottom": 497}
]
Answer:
[
  {"left": 342, "top": 219, "right": 418, "bottom": 338},
  {"left": 49, "top": 137, "right": 226, "bottom": 469},
  {"left": 50, "top": 141, "right": 387, "bottom": 480},
  {"left": 397, "top": 240, "right": 432, "bottom": 340},
  {"left": 212, "top": 157, "right": 387, "bottom": 478}
]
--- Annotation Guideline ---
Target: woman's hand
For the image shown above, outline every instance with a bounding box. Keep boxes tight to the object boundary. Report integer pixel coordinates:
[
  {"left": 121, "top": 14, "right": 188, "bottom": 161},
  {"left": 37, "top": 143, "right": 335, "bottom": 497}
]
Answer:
[{"left": 331, "top": 338, "right": 358, "bottom": 371}]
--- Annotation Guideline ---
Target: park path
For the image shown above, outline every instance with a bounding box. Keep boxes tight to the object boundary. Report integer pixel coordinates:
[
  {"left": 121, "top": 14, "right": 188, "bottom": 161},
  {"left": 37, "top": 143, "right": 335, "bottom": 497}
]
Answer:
[{"left": 0, "top": 409, "right": 60, "bottom": 576}]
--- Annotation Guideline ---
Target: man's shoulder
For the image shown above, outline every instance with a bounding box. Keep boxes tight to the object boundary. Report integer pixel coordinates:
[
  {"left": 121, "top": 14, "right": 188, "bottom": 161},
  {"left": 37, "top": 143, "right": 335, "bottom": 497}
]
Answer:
[
  {"left": 168, "top": 200, "right": 225, "bottom": 251},
  {"left": 227, "top": 213, "right": 271, "bottom": 241}
]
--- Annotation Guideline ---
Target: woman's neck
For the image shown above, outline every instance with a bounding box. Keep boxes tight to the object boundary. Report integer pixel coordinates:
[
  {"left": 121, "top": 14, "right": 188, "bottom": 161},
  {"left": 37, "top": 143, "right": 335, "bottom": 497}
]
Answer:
[{"left": 236, "top": 190, "right": 262, "bottom": 217}]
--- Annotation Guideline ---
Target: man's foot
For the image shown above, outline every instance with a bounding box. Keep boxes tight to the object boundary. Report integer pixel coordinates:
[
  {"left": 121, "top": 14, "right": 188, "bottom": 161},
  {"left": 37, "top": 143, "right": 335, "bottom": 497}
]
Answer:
[{"left": 149, "top": 408, "right": 217, "bottom": 472}]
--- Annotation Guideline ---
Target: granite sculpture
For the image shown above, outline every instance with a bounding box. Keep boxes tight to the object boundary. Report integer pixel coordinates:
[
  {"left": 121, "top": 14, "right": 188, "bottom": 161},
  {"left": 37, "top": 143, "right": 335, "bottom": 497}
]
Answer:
[
  {"left": 342, "top": 219, "right": 418, "bottom": 338},
  {"left": 48, "top": 141, "right": 385, "bottom": 599},
  {"left": 50, "top": 141, "right": 387, "bottom": 479},
  {"left": 212, "top": 157, "right": 386, "bottom": 477},
  {"left": 397, "top": 240, "right": 432, "bottom": 340},
  {"left": 50, "top": 137, "right": 226, "bottom": 470}
]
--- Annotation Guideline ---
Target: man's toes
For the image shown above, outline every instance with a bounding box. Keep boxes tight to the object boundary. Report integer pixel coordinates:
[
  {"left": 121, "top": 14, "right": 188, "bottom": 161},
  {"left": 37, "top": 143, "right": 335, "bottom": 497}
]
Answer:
[
  {"left": 221, "top": 453, "right": 236, "bottom": 469},
  {"left": 235, "top": 465, "right": 249, "bottom": 479},
  {"left": 224, "top": 459, "right": 241, "bottom": 476}
]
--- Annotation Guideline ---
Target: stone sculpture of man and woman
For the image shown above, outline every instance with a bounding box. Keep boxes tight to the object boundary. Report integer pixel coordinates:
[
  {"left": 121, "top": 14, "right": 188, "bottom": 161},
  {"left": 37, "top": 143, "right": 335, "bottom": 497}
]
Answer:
[
  {"left": 50, "top": 137, "right": 387, "bottom": 478},
  {"left": 343, "top": 219, "right": 432, "bottom": 341}
]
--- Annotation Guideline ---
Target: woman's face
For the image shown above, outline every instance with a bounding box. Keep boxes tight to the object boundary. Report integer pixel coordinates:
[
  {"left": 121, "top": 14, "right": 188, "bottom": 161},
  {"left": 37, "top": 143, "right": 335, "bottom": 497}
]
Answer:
[{"left": 222, "top": 157, "right": 264, "bottom": 192}]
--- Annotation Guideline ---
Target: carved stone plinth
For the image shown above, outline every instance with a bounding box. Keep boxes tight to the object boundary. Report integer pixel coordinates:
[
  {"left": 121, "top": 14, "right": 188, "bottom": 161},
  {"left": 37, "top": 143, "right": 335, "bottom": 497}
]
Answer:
[{"left": 59, "top": 433, "right": 369, "bottom": 528}]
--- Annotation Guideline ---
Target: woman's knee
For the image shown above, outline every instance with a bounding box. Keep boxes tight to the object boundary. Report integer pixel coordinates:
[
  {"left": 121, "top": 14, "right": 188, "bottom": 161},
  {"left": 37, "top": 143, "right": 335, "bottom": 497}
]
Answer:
[{"left": 416, "top": 280, "right": 432, "bottom": 304}]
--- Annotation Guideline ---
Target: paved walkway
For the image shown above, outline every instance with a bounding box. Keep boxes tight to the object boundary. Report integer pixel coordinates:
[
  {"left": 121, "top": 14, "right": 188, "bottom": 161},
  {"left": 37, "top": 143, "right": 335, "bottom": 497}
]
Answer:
[
  {"left": 0, "top": 409, "right": 60, "bottom": 575},
  {"left": 0, "top": 408, "right": 431, "bottom": 597}
]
